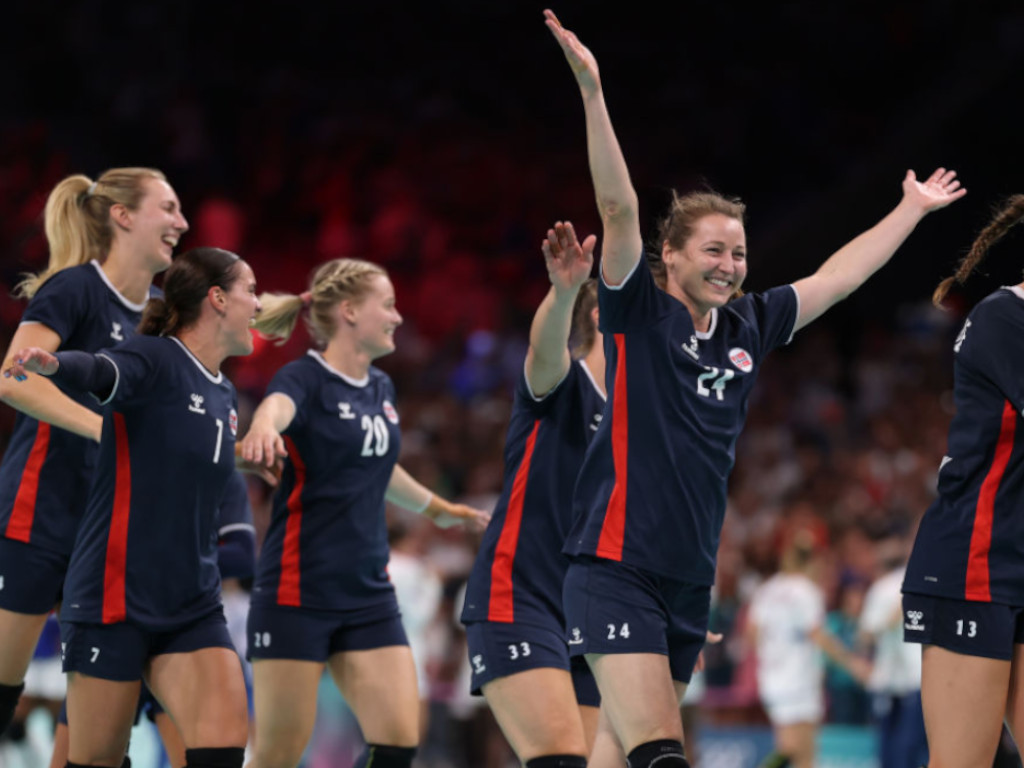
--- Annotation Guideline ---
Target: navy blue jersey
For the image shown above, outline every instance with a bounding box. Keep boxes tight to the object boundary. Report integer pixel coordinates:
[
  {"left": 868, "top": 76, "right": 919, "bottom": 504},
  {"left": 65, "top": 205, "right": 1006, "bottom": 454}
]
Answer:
[
  {"left": 61, "top": 335, "right": 238, "bottom": 630},
  {"left": 461, "top": 360, "right": 605, "bottom": 626},
  {"left": 565, "top": 256, "right": 798, "bottom": 583},
  {"left": 251, "top": 351, "right": 401, "bottom": 611},
  {"left": 0, "top": 262, "right": 152, "bottom": 554},
  {"left": 905, "top": 288, "right": 1024, "bottom": 605},
  {"left": 216, "top": 471, "right": 256, "bottom": 580}
]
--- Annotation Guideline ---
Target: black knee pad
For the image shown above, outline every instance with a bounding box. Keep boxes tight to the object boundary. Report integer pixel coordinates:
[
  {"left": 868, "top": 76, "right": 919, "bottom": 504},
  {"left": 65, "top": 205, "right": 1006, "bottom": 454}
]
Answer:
[
  {"left": 525, "top": 755, "right": 588, "bottom": 767},
  {"left": 184, "top": 747, "right": 245, "bottom": 768},
  {"left": 627, "top": 739, "right": 689, "bottom": 768},
  {"left": 0, "top": 681, "right": 24, "bottom": 734},
  {"left": 758, "top": 753, "right": 792, "bottom": 768},
  {"left": 353, "top": 744, "right": 416, "bottom": 768}
]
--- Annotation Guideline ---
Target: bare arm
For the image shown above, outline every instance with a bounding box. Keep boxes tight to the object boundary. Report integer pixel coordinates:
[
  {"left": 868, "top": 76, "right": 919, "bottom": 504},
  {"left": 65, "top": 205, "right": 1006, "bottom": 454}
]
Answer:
[
  {"left": 239, "top": 393, "right": 295, "bottom": 469},
  {"left": 527, "top": 222, "right": 596, "bottom": 397},
  {"left": 810, "top": 625, "right": 871, "bottom": 684},
  {"left": 0, "top": 323, "right": 103, "bottom": 442},
  {"left": 544, "top": 10, "right": 643, "bottom": 286},
  {"left": 386, "top": 464, "right": 490, "bottom": 530},
  {"left": 792, "top": 168, "right": 966, "bottom": 332}
]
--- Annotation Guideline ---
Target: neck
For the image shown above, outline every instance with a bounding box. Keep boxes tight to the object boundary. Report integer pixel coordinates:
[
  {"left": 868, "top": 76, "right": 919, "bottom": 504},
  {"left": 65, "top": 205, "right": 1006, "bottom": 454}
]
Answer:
[
  {"left": 322, "top": 335, "right": 372, "bottom": 381},
  {"left": 175, "top": 327, "right": 226, "bottom": 376},
  {"left": 101, "top": 246, "right": 155, "bottom": 305},
  {"left": 665, "top": 282, "right": 713, "bottom": 333},
  {"left": 582, "top": 334, "right": 606, "bottom": 398}
]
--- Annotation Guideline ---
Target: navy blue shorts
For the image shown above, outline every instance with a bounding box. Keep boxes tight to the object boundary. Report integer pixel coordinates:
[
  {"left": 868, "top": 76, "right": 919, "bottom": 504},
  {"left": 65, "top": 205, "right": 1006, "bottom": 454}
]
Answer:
[
  {"left": 903, "top": 592, "right": 1024, "bottom": 661},
  {"left": 61, "top": 609, "right": 234, "bottom": 682},
  {"left": 0, "top": 537, "right": 68, "bottom": 614},
  {"left": 464, "top": 620, "right": 601, "bottom": 707},
  {"left": 246, "top": 600, "right": 407, "bottom": 662},
  {"left": 562, "top": 556, "right": 710, "bottom": 684}
]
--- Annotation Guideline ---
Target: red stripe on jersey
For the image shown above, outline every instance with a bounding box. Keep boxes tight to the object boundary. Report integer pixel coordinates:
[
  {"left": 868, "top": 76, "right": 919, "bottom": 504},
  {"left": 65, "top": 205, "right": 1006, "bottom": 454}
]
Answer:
[
  {"left": 102, "top": 414, "right": 132, "bottom": 623},
  {"left": 278, "top": 437, "right": 305, "bottom": 607},
  {"left": 6, "top": 422, "right": 50, "bottom": 542},
  {"left": 596, "top": 334, "right": 628, "bottom": 560},
  {"left": 487, "top": 420, "right": 541, "bottom": 622},
  {"left": 966, "top": 399, "right": 1017, "bottom": 602}
]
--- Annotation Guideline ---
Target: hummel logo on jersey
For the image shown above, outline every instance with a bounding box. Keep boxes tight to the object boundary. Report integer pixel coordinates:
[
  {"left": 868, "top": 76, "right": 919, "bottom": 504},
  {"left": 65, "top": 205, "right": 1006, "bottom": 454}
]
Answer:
[
  {"left": 681, "top": 334, "right": 700, "bottom": 361},
  {"left": 939, "top": 456, "right": 952, "bottom": 472},
  {"left": 188, "top": 394, "right": 206, "bottom": 414},
  {"left": 472, "top": 655, "right": 486, "bottom": 674},
  {"left": 904, "top": 610, "right": 925, "bottom": 631},
  {"left": 110, "top": 322, "right": 124, "bottom": 342},
  {"left": 590, "top": 413, "right": 603, "bottom": 432},
  {"left": 338, "top": 402, "right": 355, "bottom": 420},
  {"left": 568, "top": 627, "right": 584, "bottom": 645}
]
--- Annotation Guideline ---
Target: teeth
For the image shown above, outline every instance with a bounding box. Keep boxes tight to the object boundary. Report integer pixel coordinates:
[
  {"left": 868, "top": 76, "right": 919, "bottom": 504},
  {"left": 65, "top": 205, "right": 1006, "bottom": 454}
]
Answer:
[{"left": 708, "top": 278, "right": 731, "bottom": 287}]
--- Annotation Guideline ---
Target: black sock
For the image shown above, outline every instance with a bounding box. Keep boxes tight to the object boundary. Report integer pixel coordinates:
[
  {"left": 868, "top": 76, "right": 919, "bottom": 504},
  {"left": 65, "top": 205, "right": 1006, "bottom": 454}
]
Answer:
[
  {"left": 0, "top": 681, "right": 24, "bottom": 735},
  {"left": 525, "top": 756, "right": 588, "bottom": 767},
  {"left": 353, "top": 744, "right": 417, "bottom": 768},
  {"left": 184, "top": 747, "right": 245, "bottom": 768},
  {"left": 627, "top": 739, "right": 689, "bottom": 767}
]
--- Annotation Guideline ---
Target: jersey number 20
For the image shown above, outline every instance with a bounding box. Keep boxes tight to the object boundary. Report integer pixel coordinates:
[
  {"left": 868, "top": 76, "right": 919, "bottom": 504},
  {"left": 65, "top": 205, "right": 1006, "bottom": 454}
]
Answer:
[{"left": 361, "top": 415, "right": 390, "bottom": 457}]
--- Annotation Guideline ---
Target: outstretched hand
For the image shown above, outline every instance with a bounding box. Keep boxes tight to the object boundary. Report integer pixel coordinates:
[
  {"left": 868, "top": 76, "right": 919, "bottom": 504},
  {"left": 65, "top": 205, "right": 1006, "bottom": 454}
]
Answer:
[
  {"left": 542, "top": 221, "right": 596, "bottom": 295},
  {"left": 238, "top": 424, "right": 288, "bottom": 485},
  {"left": 901, "top": 168, "right": 966, "bottom": 213},
  {"left": 429, "top": 501, "right": 491, "bottom": 531},
  {"left": 544, "top": 9, "right": 601, "bottom": 97},
  {"left": 2, "top": 348, "right": 59, "bottom": 381}
]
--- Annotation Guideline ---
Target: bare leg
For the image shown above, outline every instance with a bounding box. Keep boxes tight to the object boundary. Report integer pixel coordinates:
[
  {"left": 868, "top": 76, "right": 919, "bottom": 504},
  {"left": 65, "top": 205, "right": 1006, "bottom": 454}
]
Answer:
[
  {"left": 65, "top": 673, "right": 139, "bottom": 767},
  {"left": 246, "top": 659, "right": 323, "bottom": 768},
  {"left": 326, "top": 646, "right": 419, "bottom": 747}
]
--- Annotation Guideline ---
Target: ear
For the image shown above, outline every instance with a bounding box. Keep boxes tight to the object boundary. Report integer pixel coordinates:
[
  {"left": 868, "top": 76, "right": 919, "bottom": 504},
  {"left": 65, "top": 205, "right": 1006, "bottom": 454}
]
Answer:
[
  {"left": 208, "top": 285, "right": 227, "bottom": 314},
  {"left": 590, "top": 305, "right": 599, "bottom": 328},
  {"left": 661, "top": 240, "right": 674, "bottom": 263},
  {"left": 109, "top": 203, "right": 133, "bottom": 232},
  {"left": 337, "top": 298, "right": 359, "bottom": 326}
]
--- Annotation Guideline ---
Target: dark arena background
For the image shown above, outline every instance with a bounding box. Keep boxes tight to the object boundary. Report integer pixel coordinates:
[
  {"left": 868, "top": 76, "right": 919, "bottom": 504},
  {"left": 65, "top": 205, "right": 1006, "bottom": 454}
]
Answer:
[{"left": 1, "top": 2, "right": 1023, "bottom": 766}]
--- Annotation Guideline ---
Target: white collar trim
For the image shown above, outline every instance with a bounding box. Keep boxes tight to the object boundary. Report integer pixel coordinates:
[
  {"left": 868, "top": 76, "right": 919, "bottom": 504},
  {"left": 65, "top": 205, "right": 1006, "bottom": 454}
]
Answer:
[
  {"left": 90, "top": 260, "right": 150, "bottom": 313},
  {"left": 169, "top": 337, "right": 223, "bottom": 384},
  {"left": 1005, "top": 285, "right": 1024, "bottom": 301},
  {"left": 578, "top": 359, "right": 607, "bottom": 401},
  {"left": 695, "top": 308, "right": 718, "bottom": 340},
  {"left": 308, "top": 350, "right": 369, "bottom": 387}
]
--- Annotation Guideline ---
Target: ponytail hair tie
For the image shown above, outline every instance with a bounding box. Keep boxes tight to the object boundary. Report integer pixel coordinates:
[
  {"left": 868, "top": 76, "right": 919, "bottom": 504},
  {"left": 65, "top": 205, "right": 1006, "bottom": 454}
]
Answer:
[
  {"left": 299, "top": 291, "right": 313, "bottom": 308},
  {"left": 86, "top": 181, "right": 98, "bottom": 197}
]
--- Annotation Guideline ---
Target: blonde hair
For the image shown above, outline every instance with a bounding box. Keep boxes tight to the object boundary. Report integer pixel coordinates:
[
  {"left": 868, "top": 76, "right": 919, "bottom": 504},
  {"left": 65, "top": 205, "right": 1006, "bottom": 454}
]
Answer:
[
  {"left": 933, "top": 195, "right": 1024, "bottom": 308},
  {"left": 15, "top": 167, "right": 167, "bottom": 299},
  {"left": 254, "top": 258, "right": 388, "bottom": 345}
]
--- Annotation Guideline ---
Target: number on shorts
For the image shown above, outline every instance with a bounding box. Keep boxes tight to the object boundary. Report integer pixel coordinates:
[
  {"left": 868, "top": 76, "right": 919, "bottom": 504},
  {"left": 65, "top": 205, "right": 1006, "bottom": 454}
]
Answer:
[
  {"left": 90, "top": 646, "right": 100, "bottom": 663},
  {"left": 955, "top": 619, "right": 977, "bottom": 638},
  {"left": 0, "top": 575, "right": 4, "bottom": 590},
  {"left": 253, "top": 631, "right": 271, "bottom": 648},
  {"left": 507, "top": 642, "right": 531, "bottom": 660},
  {"left": 607, "top": 623, "right": 631, "bottom": 640}
]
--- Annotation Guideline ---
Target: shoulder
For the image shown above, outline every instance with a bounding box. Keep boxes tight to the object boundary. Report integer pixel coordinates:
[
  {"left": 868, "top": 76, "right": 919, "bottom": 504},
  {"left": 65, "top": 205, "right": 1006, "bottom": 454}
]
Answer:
[{"left": 29, "top": 263, "right": 97, "bottom": 302}]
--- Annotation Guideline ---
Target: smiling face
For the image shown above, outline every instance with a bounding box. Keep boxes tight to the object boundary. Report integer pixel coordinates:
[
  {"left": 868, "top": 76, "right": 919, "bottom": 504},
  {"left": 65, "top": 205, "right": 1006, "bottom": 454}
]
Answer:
[
  {"left": 342, "top": 274, "right": 403, "bottom": 359},
  {"left": 220, "top": 261, "right": 261, "bottom": 357},
  {"left": 117, "top": 177, "right": 189, "bottom": 273},
  {"left": 662, "top": 213, "right": 747, "bottom": 323}
]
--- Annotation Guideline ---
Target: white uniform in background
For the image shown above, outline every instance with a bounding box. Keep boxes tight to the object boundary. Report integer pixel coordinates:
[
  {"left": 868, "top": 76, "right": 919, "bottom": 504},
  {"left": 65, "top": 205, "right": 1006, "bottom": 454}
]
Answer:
[
  {"left": 389, "top": 550, "right": 443, "bottom": 696},
  {"left": 749, "top": 572, "right": 825, "bottom": 725}
]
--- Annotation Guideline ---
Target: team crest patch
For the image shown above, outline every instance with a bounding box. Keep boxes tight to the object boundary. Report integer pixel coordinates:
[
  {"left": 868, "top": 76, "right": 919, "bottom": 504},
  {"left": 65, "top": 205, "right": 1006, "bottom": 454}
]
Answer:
[
  {"left": 728, "top": 347, "right": 753, "bottom": 373},
  {"left": 229, "top": 408, "right": 238, "bottom": 437},
  {"left": 383, "top": 400, "right": 399, "bottom": 424}
]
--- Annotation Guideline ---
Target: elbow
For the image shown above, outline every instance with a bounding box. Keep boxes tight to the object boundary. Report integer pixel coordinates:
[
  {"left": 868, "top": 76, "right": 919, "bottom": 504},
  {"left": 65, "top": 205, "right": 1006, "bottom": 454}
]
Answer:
[
  {"left": 597, "top": 193, "right": 639, "bottom": 225},
  {"left": 0, "top": 377, "right": 22, "bottom": 408}
]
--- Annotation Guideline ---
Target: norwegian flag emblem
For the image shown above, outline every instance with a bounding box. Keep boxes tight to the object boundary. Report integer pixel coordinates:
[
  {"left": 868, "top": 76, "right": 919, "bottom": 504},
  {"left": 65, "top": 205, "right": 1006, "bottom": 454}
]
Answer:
[
  {"left": 382, "top": 400, "right": 399, "bottom": 424},
  {"left": 229, "top": 408, "right": 239, "bottom": 436},
  {"left": 728, "top": 347, "right": 753, "bottom": 373}
]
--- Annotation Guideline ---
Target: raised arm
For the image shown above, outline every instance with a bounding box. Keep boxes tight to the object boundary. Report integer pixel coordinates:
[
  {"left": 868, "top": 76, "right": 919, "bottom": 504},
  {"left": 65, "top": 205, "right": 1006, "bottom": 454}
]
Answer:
[
  {"left": 0, "top": 324, "right": 103, "bottom": 442},
  {"left": 791, "top": 168, "right": 966, "bottom": 332},
  {"left": 544, "top": 10, "right": 642, "bottom": 285},
  {"left": 386, "top": 464, "right": 490, "bottom": 530},
  {"left": 4, "top": 346, "right": 116, "bottom": 403},
  {"left": 239, "top": 392, "right": 295, "bottom": 470},
  {"left": 527, "top": 221, "right": 596, "bottom": 397}
]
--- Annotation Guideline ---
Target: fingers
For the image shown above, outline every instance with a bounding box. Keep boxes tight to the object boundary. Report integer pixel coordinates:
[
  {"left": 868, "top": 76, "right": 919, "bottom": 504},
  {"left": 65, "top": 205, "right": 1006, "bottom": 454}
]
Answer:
[{"left": 580, "top": 233, "right": 598, "bottom": 258}]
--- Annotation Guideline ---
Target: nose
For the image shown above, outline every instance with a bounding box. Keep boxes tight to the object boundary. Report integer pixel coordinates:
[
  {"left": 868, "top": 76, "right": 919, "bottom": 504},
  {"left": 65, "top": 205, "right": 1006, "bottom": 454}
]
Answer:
[
  {"left": 394, "top": 309, "right": 403, "bottom": 326},
  {"left": 176, "top": 211, "right": 189, "bottom": 233}
]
